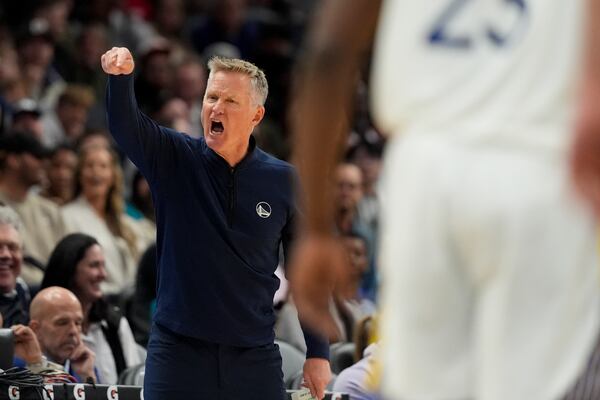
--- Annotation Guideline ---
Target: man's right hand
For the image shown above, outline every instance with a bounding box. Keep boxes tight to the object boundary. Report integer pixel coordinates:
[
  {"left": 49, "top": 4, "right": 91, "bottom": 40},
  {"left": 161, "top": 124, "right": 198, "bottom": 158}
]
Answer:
[
  {"left": 70, "top": 342, "right": 97, "bottom": 382},
  {"left": 101, "top": 47, "right": 135, "bottom": 75},
  {"left": 11, "top": 324, "right": 42, "bottom": 365}
]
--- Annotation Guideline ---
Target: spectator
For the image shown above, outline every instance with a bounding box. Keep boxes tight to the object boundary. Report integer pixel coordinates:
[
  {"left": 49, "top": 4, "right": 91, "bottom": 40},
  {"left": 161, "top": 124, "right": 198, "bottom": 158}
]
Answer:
[
  {"left": 41, "top": 84, "right": 96, "bottom": 148},
  {"left": 333, "top": 316, "right": 380, "bottom": 400},
  {"left": 333, "top": 343, "right": 380, "bottom": 400},
  {"left": 337, "top": 230, "right": 376, "bottom": 321},
  {"left": 189, "top": 0, "right": 260, "bottom": 60},
  {"left": 26, "top": 286, "right": 99, "bottom": 382},
  {"left": 0, "top": 132, "right": 68, "bottom": 286},
  {"left": 334, "top": 163, "right": 368, "bottom": 235},
  {"left": 39, "top": 144, "right": 78, "bottom": 206},
  {"left": 59, "top": 23, "right": 110, "bottom": 131},
  {"left": 10, "top": 98, "right": 44, "bottom": 140},
  {"left": 41, "top": 233, "right": 142, "bottom": 384},
  {"left": 62, "top": 144, "right": 139, "bottom": 295},
  {"left": 276, "top": 233, "right": 375, "bottom": 351},
  {"left": 16, "top": 18, "right": 65, "bottom": 111},
  {"left": 334, "top": 163, "right": 377, "bottom": 301},
  {"left": 172, "top": 56, "right": 206, "bottom": 138},
  {"left": 32, "top": 0, "right": 76, "bottom": 85},
  {"left": 347, "top": 142, "right": 383, "bottom": 241},
  {"left": 76, "top": 129, "right": 113, "bottom": 152},
  {"left": 151, "top": 0, "right": 186, "bottom": 43},
  {"left": 0, "top": 204, "right": 31, "bottom": 328},
  {"left": 148, "top": 0, "right": 189, "bottom": 62},
  {"left": 149, "top": 94, "right": 192, "bottom": 135},
  {"left": 134, "top": 38, "right": 174, "bottom": 115}
]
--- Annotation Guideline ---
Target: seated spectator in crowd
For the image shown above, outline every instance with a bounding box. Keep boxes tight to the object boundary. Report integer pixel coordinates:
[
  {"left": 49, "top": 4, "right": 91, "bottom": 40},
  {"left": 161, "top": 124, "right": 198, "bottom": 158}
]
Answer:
[
  {"left": 41, "top": 233, "right": 142, "bottom": 384},
  {"left": 76, "top": 129, "right": 113, "bottom": 151},
  {"left": 41, "top": 84, "right": 95, "bottom": 148},
  {"left": 333, "top": 316, "right": 381, "bottom": 400},
  {"left": 347, "top": 142, "right": 383, "bottom": 241},
  {"left": 40, "top": 144, "right": 78, "bottom": 206},
  {"left": 16, "top": 286, "right": 99, "bottom": 382},
  {"left": 189, "top": 0, "right": 260, "bottom": 60},
  {"left": 16, "top": 18, "right": 65, "bottom": 111},
  {"left": 10, "top": 98, "right": 44, "bottom": 140},
  {"left": 0, "top": 132, "right": 68, "bottom": 286},
  {"left": 62, "top": 145, "right": 139, "bottom": 295},
  {"left": 11, "top": 324, "right": 86, "bottom": 382},
  {"left": 276, "top": 231, "right": 376, "bottom": 350},
  {"left": 59, "top": 22, "right": 108, "bottom": 99},
  {"left": 0, "top": 205, "right": 31, "bottom": 327},
  {"left": 149, "top": 94, "right": 192, "bottom": 135},
  {"left": 338, "top": 230, "right": 376, "bottom": 319},
  {"left": 172, "top": 56, "right": 206, "bottom": 137},
  {"left": 31, "top": 0, "right": 74, "bottom": 79},
  {"left": 334, "top": 163, "right": 372, "bottom": 238},
  {"left": 134, "top": 39, "right": 174, "bottom": 115},
  {"left": 334, "top": 163, "right": 377, "bottom": 302},
  {"left": 346, "top": 143, "right": 383, "bottom": 302}
]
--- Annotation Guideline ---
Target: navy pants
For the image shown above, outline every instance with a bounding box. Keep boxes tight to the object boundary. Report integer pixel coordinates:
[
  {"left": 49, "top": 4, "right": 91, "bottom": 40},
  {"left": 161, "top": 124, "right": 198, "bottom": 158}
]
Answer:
[{"left": 144, "top": 323, "right": 286, "bottom": 400}]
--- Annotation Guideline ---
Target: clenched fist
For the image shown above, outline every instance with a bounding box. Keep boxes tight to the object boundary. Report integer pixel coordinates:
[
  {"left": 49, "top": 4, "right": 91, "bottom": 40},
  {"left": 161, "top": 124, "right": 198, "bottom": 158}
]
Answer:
[{"left": 101, "top": 47, "right": 135, "bottom": 75}]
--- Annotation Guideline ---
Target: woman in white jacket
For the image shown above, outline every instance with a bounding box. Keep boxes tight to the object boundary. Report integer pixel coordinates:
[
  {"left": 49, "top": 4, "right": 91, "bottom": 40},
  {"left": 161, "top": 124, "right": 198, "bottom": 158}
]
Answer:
[{"left": 62, "top": 144, "right": 139, "bottom": 295}]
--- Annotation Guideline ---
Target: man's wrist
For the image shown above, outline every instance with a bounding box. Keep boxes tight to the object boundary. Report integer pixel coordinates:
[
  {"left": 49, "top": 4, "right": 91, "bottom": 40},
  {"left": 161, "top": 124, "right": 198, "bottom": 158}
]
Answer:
[
  {"left": 26, "top": 355, "right": 47, "bottom": 373},
  {"left": 27, "top": 356, "right": 65, "bottom": 373}
]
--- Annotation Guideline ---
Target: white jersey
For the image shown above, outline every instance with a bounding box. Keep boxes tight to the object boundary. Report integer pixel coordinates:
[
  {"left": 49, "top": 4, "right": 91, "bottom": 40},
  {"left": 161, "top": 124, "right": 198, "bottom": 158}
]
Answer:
[{"left": 371, "top": 0, "right": 586, "bottom": 150}]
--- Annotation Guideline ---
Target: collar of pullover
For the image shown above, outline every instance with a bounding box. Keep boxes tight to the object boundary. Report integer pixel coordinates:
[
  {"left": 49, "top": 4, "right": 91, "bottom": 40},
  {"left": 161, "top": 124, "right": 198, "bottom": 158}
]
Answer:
[{"left": 203, "top": 135, "right": 258, "bottom": 170}]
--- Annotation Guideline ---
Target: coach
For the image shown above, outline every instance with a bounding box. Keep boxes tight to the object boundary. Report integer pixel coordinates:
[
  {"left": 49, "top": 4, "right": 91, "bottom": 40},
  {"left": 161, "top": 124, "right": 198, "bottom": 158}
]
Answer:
[{"left": 101, "top": 47, "right": 331, "bottom": 399}]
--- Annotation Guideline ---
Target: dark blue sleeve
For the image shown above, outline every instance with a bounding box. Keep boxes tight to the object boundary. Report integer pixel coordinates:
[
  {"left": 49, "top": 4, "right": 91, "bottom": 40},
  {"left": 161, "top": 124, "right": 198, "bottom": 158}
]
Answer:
[
  {"left": 12, "top": 357, "right": 25, "bottom": 368},
  {"left": 106, "top": 74, "right": 179, "bottom": 185},
  {"left": 282, "top": 169, "right": 330, "bottom": 360},
  {"left": 69, "top": 366, "right": 101, "bottom": 383}
]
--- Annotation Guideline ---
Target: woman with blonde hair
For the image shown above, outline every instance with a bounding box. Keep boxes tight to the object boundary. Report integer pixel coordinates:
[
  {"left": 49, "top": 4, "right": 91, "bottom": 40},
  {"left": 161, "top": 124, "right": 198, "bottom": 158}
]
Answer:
[{"left": 62, "top": 144, "right": 139, "bottom": 296}]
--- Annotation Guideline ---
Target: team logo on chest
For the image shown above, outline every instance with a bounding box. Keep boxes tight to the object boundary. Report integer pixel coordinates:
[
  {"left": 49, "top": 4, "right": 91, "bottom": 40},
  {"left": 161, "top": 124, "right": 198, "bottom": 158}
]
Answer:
[{"left": 256, "top": 202, "right": 272, "bottom": 218}]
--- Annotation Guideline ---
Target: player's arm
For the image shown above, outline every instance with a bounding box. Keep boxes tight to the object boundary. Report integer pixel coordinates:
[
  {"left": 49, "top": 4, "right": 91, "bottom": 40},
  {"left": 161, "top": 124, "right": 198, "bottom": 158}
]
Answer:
[
  {"left": 288, "top": 0, "right": 382, "bottom": 338},
  {"left": 291, "top": 0, "right": 381, "bottom": 235},
  {"left": 570, "top": 0, "right": 600, "bottom": 217}
]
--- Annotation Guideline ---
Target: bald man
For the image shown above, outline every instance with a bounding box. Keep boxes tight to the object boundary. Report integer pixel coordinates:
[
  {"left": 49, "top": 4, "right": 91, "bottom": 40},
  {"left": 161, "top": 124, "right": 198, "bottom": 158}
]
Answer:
[{"left": 12, "top": 287, "right": 98, "bottom": 382}]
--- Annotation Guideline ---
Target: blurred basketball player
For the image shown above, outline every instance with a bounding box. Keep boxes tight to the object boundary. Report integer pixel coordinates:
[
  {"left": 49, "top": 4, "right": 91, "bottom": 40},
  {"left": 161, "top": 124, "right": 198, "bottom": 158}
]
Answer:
[{"left": 290, "top": 0, "right": 600, "bottom": 398}]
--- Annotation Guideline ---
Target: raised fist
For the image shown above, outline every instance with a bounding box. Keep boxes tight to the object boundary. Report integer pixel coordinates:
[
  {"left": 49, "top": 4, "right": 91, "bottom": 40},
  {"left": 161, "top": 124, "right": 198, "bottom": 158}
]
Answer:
[{"left": 101, "top": 47, "right": 135, "bottom": 75}]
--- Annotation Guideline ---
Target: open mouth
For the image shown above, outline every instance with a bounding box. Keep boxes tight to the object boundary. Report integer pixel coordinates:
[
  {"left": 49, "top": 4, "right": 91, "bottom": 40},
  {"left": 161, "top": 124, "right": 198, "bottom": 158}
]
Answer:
[
  {"left": 210, "top": 120, "right": 224, "bottom": 135},
  {"left": 0, "top": 263, "right": 12, "bottom": 272}
]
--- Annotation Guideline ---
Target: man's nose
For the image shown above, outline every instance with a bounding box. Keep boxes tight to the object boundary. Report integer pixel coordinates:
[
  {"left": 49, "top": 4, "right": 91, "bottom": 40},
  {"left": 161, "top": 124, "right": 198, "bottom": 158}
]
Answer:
[
  {"left": 0, "top": 245, "right": 10, "bottom": 259},
  {"left": 69, "top": 322, "right": 80, "bottom": 335},
  {"left": 212, "top": 100, "right": 225, "bottom": 114}
]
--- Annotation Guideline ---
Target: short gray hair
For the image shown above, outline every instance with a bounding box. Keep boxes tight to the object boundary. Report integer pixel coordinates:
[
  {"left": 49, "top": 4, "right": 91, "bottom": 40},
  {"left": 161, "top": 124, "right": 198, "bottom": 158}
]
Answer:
[
  {"left": 207, "top": 56, "right": 268, "bottom": 106},
  {"left": 0, "top": 204, "right": 22, "bottom": 236}
]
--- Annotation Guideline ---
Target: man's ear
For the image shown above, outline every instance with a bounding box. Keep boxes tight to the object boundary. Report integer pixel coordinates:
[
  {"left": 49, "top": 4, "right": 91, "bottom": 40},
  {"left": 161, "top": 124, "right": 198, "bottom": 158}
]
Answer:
[
  {"left": 252, "top": 105, "right": 265, "bottom": 126},
  {"left": 29, "top": 320, "right": 39, "bottom": 334}
]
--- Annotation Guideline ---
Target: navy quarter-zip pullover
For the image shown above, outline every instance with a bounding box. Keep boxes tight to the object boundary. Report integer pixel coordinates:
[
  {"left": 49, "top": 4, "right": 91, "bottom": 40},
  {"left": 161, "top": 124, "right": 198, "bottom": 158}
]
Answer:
[{"left": 106, "top": 74, "right": 328, "bottom": 359}]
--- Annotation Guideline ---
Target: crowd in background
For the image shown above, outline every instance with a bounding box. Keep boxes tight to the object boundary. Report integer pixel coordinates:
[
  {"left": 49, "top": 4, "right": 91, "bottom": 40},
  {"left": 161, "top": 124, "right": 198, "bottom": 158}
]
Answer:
[{"left": 0, "top": 0, "right": 385, "bottom": 393}]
